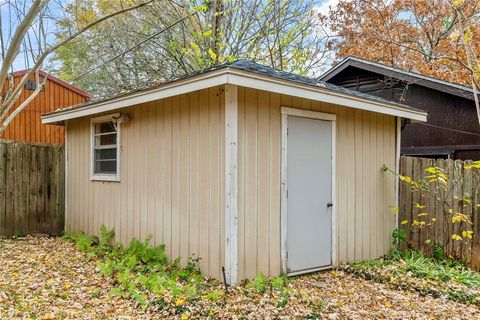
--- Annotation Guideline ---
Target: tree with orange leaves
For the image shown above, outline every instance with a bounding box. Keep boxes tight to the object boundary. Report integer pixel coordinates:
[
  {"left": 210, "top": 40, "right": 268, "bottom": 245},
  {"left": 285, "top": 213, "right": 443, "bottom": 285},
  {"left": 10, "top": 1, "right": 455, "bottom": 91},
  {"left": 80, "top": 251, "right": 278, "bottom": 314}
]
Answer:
[
  {"left": 320, "top": 0, "right": 480, "bottom": 123},
  {"left": 320, "top": 0, "right": 479, "bottom": 85}
]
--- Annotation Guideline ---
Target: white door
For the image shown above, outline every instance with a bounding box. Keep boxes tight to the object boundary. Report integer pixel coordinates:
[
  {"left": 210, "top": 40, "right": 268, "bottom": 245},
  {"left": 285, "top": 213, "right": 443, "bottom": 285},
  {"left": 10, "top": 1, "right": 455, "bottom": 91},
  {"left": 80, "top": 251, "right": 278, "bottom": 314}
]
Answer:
[{"left": 286, "top": 115, "right": 333, "bottom": 274}]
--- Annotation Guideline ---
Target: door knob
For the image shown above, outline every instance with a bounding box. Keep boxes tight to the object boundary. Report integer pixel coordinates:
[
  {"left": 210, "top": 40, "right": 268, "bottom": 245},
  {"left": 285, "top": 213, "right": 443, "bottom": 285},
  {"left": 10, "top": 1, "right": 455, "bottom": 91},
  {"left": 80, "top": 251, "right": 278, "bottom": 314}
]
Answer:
[{"left": 327, "top": 202, "right": 333, "bottom": 208}]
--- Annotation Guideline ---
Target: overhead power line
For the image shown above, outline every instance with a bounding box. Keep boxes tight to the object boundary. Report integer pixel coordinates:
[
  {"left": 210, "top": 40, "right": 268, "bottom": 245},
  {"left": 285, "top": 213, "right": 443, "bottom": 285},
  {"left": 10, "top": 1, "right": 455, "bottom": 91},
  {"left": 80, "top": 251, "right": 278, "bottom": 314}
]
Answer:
[
  {"left": 412, "top": 122, "right": 480, "bottom": 137},
  {"left": 69, "top": 12, "right": 196, "bottom": 83}
]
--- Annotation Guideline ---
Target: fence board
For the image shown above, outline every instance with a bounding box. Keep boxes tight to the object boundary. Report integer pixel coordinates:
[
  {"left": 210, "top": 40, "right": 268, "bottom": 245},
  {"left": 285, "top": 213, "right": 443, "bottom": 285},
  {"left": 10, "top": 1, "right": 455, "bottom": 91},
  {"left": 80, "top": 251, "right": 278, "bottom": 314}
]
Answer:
[
  {"left": 29, "top": 145, "right": 38, "bottom": 233},
  {"left": 435, "top": 159, "right": 445, "bottom": 247},
  {"left": 399, "top": 156, "right": 480, "bottom": 270},
  {"left": 0, "top": 144, "right": 6, "bottom": 235},
  {"left": 472, "top": 168, "right": 480, "bottom": 269},
  {"left": 0, "top": 141, "right": 64, "bottom": 236}
]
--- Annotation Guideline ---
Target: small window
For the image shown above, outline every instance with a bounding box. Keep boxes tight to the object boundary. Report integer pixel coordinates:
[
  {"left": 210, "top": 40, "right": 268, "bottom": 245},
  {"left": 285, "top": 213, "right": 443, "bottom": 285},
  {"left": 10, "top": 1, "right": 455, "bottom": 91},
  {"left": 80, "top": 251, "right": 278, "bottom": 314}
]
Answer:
[{"left": 91, "top": 114, "right": 120, "bottom": 181}]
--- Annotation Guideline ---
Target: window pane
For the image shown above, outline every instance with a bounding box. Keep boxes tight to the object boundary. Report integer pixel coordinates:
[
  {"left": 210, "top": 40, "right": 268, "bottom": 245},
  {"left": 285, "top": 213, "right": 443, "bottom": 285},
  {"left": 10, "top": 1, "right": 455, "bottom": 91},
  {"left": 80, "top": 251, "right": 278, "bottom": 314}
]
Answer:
[
  {"left": 95, "top": 160, "right": 116, "bottom": 174},
  {"left": 95, "top": 133, "right": 117, "bottom": 146},
  {"left": 95, "top": 122, "right": 116, "bottom": 134},
  {"left": 94, "top": 148, "right": 117, "bottom": 161}
]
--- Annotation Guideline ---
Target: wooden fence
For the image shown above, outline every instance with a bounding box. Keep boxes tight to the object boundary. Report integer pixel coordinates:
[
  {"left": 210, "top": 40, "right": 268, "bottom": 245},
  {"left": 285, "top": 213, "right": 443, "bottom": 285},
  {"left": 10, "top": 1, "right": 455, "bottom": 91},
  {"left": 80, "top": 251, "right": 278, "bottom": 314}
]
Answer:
[
  {"left": 0, "top": 141, "right": 64, "bottom": 236},
  {"left": 399, "top": 156, "right": 480, "bottom": 269}
]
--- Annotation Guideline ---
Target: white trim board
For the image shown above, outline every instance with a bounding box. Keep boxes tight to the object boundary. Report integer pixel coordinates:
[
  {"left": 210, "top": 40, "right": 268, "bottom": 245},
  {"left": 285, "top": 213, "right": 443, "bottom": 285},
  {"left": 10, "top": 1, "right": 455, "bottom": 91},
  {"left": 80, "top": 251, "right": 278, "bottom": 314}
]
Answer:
[
  {"left": 224, "top": 84, "right": 238, "bottom": 284},
  {"left": 64, "top": 121, "right": 69, "bottom": 232},
  {"left": 42, "top": 68, "right": 427, "bottom": 124},
  {"left": 280, "top": 107, "right": 337, "bottom": 275},
  {"left": 395, "top": 117, "right": 402, "bottom": 230}
]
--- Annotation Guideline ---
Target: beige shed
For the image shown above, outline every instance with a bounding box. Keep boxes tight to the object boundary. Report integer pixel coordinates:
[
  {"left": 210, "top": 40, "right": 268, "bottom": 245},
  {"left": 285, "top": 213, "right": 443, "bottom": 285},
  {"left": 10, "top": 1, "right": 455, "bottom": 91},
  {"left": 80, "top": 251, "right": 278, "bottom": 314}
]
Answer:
[{"left": 42, "top": 61, "right": 427, "bottom": 283}]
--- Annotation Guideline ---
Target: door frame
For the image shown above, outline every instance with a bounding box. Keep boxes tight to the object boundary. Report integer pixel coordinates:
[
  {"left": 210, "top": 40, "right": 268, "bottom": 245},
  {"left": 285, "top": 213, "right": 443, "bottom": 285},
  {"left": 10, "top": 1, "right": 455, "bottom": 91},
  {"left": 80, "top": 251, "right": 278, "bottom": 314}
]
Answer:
[{"left": 280, "top": 106, "right": 336, "bottom": 275}]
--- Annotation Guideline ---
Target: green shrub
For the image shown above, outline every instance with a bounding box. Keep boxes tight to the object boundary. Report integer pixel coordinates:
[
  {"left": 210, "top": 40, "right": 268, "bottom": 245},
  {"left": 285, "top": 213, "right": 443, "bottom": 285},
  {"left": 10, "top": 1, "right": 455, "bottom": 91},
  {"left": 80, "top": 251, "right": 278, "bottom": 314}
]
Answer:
[
  {"left": 74, "top": 233, "right": 95, "bottom": 252},
  {"left": 250, "top": 273, "right": 267, "bottom": 293}
]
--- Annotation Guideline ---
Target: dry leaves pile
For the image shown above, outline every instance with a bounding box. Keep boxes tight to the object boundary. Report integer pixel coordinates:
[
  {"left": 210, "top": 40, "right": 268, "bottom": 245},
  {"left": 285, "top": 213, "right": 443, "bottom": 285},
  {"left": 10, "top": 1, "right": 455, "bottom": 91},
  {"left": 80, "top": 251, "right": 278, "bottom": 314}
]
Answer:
[{"left": 0, "top": 236, "right": 479, "bottom": 319}]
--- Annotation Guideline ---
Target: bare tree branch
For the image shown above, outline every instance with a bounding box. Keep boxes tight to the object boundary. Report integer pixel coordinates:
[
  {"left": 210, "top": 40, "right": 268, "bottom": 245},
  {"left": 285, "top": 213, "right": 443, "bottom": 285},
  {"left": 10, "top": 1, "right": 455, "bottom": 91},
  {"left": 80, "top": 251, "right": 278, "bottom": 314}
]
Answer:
[
  {"left": 0, "top": 0, "right": 43, "bottom": 97},
  {"left": 0, "top": 0, "right": 156, "bottom": 124},
  {"left": 0, "top": 71, "right": 46, "bottom": 135}
]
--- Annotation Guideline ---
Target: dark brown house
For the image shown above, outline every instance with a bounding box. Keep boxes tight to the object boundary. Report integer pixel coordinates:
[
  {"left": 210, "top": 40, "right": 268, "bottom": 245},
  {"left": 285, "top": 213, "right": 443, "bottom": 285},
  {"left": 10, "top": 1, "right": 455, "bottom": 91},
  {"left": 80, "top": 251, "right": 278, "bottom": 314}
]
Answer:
[{"left": 320, "top": 56, "right": 480, "bottom": 160}]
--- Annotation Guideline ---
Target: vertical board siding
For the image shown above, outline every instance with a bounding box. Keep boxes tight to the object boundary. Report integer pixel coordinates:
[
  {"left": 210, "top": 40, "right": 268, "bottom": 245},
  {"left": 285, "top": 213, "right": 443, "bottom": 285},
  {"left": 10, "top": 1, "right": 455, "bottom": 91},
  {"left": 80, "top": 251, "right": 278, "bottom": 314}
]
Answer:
[
  {"left": 1, "top": 76, "right": 88, "bottom": 144},
  {"left": 66, "top": 85, "right": 397, "bottom": 281},
  {"left": 66, "top": 86, "right": 225, "bottom": 279},
  {"left": 237, "top": 89, "right": 397, "bottom": 280},
  {"left": 0, "top": 141, "right": 64, "bottom": 236}
]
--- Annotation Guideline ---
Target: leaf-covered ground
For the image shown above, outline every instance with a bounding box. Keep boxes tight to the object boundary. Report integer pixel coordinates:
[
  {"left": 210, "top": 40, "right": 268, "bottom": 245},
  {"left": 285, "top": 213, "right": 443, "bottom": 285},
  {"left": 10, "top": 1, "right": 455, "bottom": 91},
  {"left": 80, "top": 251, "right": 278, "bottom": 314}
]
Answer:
[{"left": 1, "top": 236, "right": 479, "bottom": 319}]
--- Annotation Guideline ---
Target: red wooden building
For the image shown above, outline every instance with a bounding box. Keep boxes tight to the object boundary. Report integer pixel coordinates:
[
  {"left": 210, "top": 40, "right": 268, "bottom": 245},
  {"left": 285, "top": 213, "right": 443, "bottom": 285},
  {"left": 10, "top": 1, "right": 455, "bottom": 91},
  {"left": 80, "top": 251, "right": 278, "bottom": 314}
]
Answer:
[{"left": 2, "top": 70, "right": 90, "bottom": 145}]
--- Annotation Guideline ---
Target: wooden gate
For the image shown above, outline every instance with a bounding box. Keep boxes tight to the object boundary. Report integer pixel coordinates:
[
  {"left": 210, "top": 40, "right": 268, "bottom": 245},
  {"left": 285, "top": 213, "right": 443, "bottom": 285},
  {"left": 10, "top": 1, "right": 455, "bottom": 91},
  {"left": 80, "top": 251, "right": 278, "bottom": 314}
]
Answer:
[{"left": 0, "top": 141, "right": 65, "bottom": 236}]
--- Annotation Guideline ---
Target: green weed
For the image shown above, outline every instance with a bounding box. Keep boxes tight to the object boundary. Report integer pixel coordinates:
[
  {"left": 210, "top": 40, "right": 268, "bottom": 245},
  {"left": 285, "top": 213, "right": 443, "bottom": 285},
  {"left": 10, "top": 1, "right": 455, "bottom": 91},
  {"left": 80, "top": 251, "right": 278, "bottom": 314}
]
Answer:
[
  {"left": 345, "top": 249, "right": 480, "bottom": 306},
  {"left": 65, "top": 225, "right": 216, "bottom": 310}
]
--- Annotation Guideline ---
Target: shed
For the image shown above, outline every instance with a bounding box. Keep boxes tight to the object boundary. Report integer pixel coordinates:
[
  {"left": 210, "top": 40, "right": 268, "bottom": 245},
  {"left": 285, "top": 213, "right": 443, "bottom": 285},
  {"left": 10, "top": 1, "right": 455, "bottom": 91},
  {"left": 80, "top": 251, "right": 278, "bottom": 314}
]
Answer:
[
  {"left": 42, "top": 60, "right": 427, "bottom": 283},
  {"left": 4, "top": 70, "right": 90, "bottom": 144}
]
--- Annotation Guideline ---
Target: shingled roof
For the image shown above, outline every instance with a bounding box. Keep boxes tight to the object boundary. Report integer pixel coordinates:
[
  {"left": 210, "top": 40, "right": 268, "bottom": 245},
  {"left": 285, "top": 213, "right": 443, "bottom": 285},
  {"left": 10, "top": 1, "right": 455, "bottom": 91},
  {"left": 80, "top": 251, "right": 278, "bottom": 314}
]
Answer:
[
  {"left": 43, "top": 59, "right": 427, "bottom": 123},
  {"left": 319, "top": 56, "right": 475, "bottom": 101}
]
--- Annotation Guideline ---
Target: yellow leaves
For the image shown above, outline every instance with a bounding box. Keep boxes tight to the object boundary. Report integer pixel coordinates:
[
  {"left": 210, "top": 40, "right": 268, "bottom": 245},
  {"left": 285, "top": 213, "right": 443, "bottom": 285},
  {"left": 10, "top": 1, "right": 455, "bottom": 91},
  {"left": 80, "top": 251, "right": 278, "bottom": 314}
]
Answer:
[
  {"left": 453, "top": 0, "right": 465, "bottom": 6},
  {"left": 451, "top": 213, "right": 471, "bottom": 224},
  {"left": 399, "top": 175, "right": 412, "bottom": 183},
  {"left": 399, "top": 175, "right": 424, "bottom": 190},
  {"left": 452, "top": 230, "right": 473, "bottom": 241},
  {"left": 452, "top": 234, "right": 462, "bottom": 241},
  {"left": 401, "top": 220, "right": 409, "bottom": 225},
  {"left": 181, "top": 314, "right": 189, "bottom": 320},
  {"left": 418, "top": 213, "right": 428, "bottom": 217},
  {"left": 415, "top": 204, "right": 426, "bottom": 209},
  {"left": 412, "top": 220, "right": 426, "bottom": 226},
  {"left": 176, "top": 297, "right": 186, "bottom": 306},
  {"left": 424, "top": 239, "right": 431, "bottom": 245},
  {"left": 208, "top": 48, "right": 217, "bottom": 62},
  {"left": 425, "top": 167, "right": 448, "bottom": 187},
  {"left": 462, "top": 230, "right": 473, "bottom": 239},
  {"left": 464, "top": 30, "right": 473, "bottom": 45},
  {"left": 432, "top": 218, "right": 437, "bottom": 222},
  {"left": 203, "top": 30, "right": 213, "bottom": 37},
  {"left": 465, "top": 161, "right": 480, "bottom": 169},
  {"left": 190, "top": 42, "right": 201, "bottom": 58},
  {"left": 389, "top": 206, "right": 399, "bottom": 214}
]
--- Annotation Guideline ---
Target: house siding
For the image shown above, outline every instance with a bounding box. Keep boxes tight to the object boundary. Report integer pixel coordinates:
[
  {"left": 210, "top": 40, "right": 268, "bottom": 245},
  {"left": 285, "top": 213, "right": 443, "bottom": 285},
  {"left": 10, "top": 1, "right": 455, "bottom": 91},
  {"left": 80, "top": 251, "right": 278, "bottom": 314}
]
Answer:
[
  {"left": 65, "top": 84, "right": 397, "bottom": 281},
  {"left": 236, "top": 87, "right": 397, "bottom": 280},
  {"left": 65, "top": 86, "right": 225, "bottom": 279},
  {"left": 3, "top": 75, "right": 88, "bottom": 144}
]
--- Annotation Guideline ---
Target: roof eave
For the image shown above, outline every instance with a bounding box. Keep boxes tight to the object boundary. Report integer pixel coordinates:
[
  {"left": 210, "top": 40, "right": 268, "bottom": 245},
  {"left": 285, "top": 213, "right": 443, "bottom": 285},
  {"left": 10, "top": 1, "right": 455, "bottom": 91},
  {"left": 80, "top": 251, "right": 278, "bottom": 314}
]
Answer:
[
  {"left": 42, "top": 67, "right": 427, "bottom": 124},
  {"left": 12, "top": 69, "right": 91, "bottom": 99},
  {"left": 319, "top": 56, "right": 474, "bottom": 101}
]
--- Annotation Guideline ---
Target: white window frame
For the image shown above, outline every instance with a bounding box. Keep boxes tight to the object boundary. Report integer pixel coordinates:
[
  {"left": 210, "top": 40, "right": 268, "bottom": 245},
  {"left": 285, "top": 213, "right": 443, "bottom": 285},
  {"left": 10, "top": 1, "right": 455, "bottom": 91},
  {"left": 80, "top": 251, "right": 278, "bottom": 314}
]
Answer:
[{"left": 90, "top": 113, "right": 121, "bottom": 182}]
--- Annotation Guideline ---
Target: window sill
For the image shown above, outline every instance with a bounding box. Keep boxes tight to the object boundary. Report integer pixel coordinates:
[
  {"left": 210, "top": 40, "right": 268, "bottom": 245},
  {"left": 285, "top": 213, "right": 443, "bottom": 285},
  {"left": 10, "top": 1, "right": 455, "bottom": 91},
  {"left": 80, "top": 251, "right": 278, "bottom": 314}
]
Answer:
[{"left": 91, "top": 174, "right": 120, "bottom": 182}]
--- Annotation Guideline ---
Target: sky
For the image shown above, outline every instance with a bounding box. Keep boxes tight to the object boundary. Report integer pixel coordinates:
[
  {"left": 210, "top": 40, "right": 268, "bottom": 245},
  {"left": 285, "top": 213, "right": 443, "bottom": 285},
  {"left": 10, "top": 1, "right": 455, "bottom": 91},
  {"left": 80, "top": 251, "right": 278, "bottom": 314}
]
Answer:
[
  {"left": 317, "top": 0, "right": 340, "bottom": 16},
  {"left": 2, "top": 0, "right": 341, "bottom": 72}
]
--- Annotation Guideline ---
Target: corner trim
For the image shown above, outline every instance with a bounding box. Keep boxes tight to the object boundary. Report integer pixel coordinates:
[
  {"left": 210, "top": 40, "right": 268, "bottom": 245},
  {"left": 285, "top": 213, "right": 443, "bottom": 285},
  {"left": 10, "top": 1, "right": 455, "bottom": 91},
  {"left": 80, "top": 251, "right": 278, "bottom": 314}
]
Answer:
[{"left": 224, "top": 84, "right": 238, "bottom": 284}]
